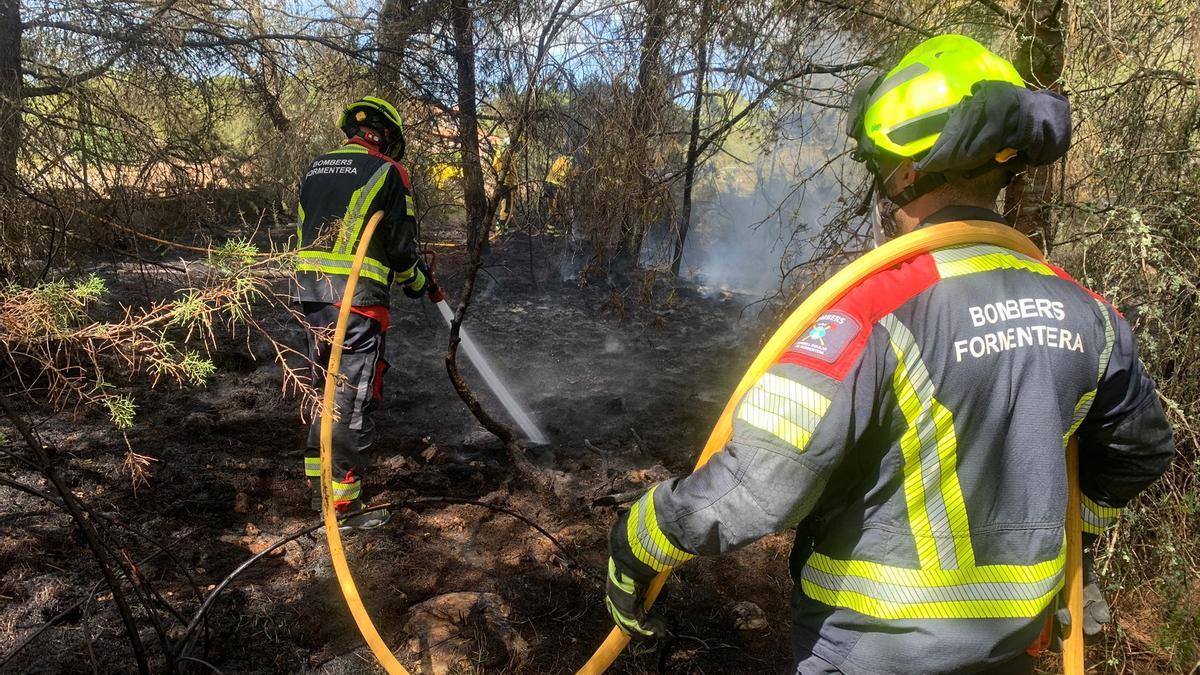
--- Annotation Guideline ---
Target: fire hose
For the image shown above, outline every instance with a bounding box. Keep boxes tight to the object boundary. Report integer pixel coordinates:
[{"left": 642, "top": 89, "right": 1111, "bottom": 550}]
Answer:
[
  {"left": 576, "top": 220, "right": 1086, "bottom": 675},
  {"left": 320, "top": 215, "right": 1084, "bottom": 674}
]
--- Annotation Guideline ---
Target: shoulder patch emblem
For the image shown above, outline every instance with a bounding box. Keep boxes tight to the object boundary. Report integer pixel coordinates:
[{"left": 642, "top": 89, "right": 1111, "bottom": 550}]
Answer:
[{"left": 789, "top": 310, "right": 861, "bottom": 364}]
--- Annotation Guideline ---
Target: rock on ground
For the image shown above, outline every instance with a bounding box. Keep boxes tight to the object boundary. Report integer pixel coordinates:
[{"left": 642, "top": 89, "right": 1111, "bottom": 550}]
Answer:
[{"left": 401, "top": 591, "right": 529, "bottom": 675}]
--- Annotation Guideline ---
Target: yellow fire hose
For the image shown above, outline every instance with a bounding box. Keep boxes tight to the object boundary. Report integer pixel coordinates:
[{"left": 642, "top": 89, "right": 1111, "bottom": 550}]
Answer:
[
  {"left": 319, "top": 210, "right": 411, "bottom": 675},
  {"left": 577, "top": 220, "right": 1087, "bottom": 675},
  {"left": 317, "top": 215, "right": 1084, "bottom": 674}
]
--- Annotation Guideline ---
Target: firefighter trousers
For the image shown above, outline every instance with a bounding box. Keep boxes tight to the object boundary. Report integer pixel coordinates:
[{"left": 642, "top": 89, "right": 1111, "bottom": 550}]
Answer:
[{"left": 302, "top": 302, "right": 389, "bottom": 509}]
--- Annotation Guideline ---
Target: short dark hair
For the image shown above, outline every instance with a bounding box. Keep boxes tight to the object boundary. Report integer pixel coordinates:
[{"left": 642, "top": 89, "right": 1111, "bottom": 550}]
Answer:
[{"left": 940, "top": 167, "right": 1012, "bottom": 206}]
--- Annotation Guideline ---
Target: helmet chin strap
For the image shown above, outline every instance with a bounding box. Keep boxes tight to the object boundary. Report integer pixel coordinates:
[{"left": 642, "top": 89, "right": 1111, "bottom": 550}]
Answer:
[{"left": 869, "top": 184, "right": 886, "bottom": 248}]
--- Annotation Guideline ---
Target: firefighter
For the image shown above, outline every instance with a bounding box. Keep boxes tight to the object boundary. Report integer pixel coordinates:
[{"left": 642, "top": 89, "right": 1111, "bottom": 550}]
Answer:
[
  {"left": 539, "top": 154, "right": 572, "bottom": 234},
  {"left": 294, "top": 96, "right": 433, "bottom": 530},
  {"left": 603, "top": 35, "right": 1175, "bottom": 674}
]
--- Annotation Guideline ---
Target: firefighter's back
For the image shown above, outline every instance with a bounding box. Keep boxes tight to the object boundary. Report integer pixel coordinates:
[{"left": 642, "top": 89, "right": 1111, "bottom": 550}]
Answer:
[{"left": 793, "top": 239, "right": 1118, "bottom": 674}]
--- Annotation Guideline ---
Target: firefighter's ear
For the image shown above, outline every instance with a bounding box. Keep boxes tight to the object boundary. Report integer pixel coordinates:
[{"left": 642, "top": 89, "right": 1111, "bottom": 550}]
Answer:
[{"left": 882, "top": 158, "right": 916, "bottom": 198}]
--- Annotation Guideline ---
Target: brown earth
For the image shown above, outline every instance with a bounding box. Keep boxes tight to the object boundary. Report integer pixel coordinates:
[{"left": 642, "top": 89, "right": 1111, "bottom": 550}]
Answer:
[{"left": 0, "top": 230, "right": 797, "bottom": 674}]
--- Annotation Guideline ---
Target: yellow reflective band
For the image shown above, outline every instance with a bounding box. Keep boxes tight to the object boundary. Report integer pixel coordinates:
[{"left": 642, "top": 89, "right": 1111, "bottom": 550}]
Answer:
[
  {"left": 883, "top": 314, "right": 974, "bottom": 570},
  {"left": 297, "top": 204, "right": 306, "bottom": 245},
  {"left": 405, "top": 195, "right": 415, "bottom": 217},
  {"left": 626, "top": 487, "right": 694, "bottom": 572},
  {"left": 737, "top": 403, "right": 814, "bottom": 450},
  {"left": 801, "top": 547, "right": 1065, "bottom": 620},
  {"left": 297, "top": 251, "right": 391, "bottom": 285},
  {"left": 735, "top": 372, "right": 830, "bottom": 451},
  {"left": 331, "top": 480, "right": 361, "bottom": 501},
  {"left": 1064, "top": 299, "right": 1116, "bottom": 445},
  {"left": 932, "top": 244, "right": 1056, "bottom": 279},
  {"left": 305, "top": 456, "right": 322, "bottom": 477},
  {"left": 393, "top": 261, "right": 418, "bottom": 284},
  {"left": 339, "top": 165, "right": 391, "bottom": 254},
  {"left": 330, "top": 145, "right": 369, "bottom": 155},
  {"left": 1081, "top": 495, "right": 1121, "bottom": 535}
]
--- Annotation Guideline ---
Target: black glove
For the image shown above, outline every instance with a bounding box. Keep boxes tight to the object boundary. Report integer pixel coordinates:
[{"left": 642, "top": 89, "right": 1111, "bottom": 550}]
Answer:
[
  {"left": 605, "top": 557, "right": 668, "bottom": 639},
  {"left": 402, "top": 261, "right": 430, "bottom": 299}
]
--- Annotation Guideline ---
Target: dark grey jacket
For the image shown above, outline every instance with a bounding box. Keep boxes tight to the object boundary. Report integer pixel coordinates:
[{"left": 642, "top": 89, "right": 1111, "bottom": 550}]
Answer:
[
  {"left": 612, "top": 209, "right": 1174, "bottom": 674},
  {"left": 294, "top": 140, "right": 420, "bottom": 306}
]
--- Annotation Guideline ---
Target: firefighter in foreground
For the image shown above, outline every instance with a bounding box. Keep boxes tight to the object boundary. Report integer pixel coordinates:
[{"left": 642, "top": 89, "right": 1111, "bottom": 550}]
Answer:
[
  {"left": 294, "top": 96, "right": 433, "bottom": 530},
  {"left": 604, "top": 35, "right": 1175, "bottom": 673}
]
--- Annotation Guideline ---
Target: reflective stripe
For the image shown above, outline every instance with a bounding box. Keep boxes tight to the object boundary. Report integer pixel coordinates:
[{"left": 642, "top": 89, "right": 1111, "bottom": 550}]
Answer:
[
  {"left": 296, "top": 204, "right": 306, "bottom": 245},
  {"left": 867, "top": 62, "right": 931, "bottom": 109},
  {"left": 296, "top": 250, "right": 391, "bottom": 285},
  {"left": 882, "top": 314, "right": 974, "bottom": 570},
  {"left": 1075, "top": 301, "right": 1118, "bottom": 535},
  {"left": 626, "top": 486, "right": 694, "bottom": 572},
  {"left": 331, "top": 479, "right": 361, "bottom": 502},
  {"left": 304, "top": 456, "right": 321, "bottom": 477},
  {"left": 1064, "top": 298, "right": 1115, "bottom": 442},
  {"left": 736, "top": 372, "right": 831, "bottom": 451},
  {"left": 405, "top": 194, "right": 416, "bottom": 217},
  {"left": 801, "top": 547, "right": 1065, "bottom": 620},
  {"left": 393, "top": 261, "right": 418, "bottom": 284},
  {"left": 338, "top": 164, "right": 391, "bottom": 254},
  {"left": 329, "top": 145, "right": 369, "bottom": 155},
  {"left": 932, "top": 244, "right": 1056, "bottom": 279},
  {"left": 1081, "top": 495, "right": 1122, "bottom": 535},
  {"left": 884, "top": 104, "right": 954, "bottom": 146}
]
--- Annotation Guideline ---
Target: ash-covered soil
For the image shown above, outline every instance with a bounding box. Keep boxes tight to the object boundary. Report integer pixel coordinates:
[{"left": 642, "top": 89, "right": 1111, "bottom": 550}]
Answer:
[{"left": 0, "top": 231, "right": 799, "bottom": 674}]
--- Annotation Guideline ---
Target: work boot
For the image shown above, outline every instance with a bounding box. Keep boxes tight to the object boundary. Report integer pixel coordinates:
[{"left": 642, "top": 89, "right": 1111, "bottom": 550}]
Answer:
[
  {"left": 308, "top": 479, "right": 322, "bottom": 512},
  {"left": 337, "top": 500, "right": 391, "bottom": 531}
]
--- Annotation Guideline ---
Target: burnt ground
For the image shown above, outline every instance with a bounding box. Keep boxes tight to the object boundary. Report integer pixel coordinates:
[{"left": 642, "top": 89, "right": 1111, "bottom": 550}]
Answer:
[{"left": 0, "top": 230, "right": 800, "bottom": 674}]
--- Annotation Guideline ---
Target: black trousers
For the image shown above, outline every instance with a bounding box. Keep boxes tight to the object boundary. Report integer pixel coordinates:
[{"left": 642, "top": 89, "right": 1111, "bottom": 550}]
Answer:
[{"left": 302, "top": 302, "right": 388, "bottom": 506}]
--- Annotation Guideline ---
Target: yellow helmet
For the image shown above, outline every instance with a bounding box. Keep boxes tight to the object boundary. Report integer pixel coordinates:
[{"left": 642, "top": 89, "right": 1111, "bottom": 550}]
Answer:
[
  {"left": 850, "top": 35, "right": 1025, "bottom": 160},
  {"left": 339, "top": 96, "right": 406, "bottom": 159},
  {"left": 339, "top": 96, "right": 404, "bottom": 134}
]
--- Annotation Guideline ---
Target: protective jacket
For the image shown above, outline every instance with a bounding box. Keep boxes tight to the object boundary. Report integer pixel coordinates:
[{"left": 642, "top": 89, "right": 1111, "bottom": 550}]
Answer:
[
  {"left": 295, "top": 139, "right": 421, "bottom": 306},
  {"left": 611, "top": 208, "right": 1174, "bottom": 674}
]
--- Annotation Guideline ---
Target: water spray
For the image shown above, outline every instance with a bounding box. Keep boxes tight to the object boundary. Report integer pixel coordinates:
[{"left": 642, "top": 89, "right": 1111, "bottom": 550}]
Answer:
[{"left": 423, "top": 252, "right": 548, "bottom": 446}]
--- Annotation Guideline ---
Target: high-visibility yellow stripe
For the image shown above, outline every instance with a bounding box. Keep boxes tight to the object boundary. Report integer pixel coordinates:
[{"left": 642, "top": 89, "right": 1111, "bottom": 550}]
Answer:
[
  {"left": 626, "top": 487, "right": 693, "bottom": 572},
  {"left": 801, "top": 546, "right": 1065, "bottom": 620},
  {"left": 297, "top": 251, "right": 391, "bottom": 285},
  {"left": 1081, "top": 495, "right": 1121, "bottom": 535},
  {"left": 297, "top": 204, "right": 306, "bottom": 245},
  {"left": 883, "top": 314, "right": 974, "bottom": 570},
  {"left": 1064, "top": 299, "right": 1115, "bottom": 444},
  {"left": 393, "top": 261, "right": 418, "bottom": 284},
  {"left": 737, "top": 403, "right": 814, "bottom": 450},
  {"left": 331, "top": 479, "right": 361, "bottom": 501},
  {"left": 304, "top": 456, "right": 321, "bottom": 477},
  {"left": 735, "top": 372, "right": 830, "bottom": 451},
  {"left": 405, "top": 194, "right": 416, "bottom": 217},
  {"left": 932, "top": 244, "right": 1056, "bottom": 279},
  {"left": 339, "top": 165, "right": 391, "bottom": 254},
  {"left": 329, "top": 145, "right": 369, "bottom": 155}
]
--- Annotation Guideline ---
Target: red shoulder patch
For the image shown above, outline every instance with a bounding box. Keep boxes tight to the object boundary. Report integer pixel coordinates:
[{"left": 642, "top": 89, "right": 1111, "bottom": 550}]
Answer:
[{"left": 778, "top": 253, "right": 939, "bottom": 380}]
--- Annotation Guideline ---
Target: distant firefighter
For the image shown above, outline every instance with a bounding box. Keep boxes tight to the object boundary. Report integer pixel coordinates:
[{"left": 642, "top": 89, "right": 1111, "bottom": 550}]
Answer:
[
  {"left": 293, "top": 96, "right": 435, "bottom": 530},
  {"left": 602, "top": 35, "right": 1174, "bottom": 674}
]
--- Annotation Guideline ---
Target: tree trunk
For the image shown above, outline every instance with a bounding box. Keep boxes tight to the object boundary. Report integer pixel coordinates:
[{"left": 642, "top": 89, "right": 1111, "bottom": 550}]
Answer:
[
  {"left": 0, "top": 0, "right": 21, "bottom": 193},
  {"left": 246, "top": 0, "right": 289, "bottom": 136},
  {"left": 1003, "top": 0, "right": 1066, "bottom": 251},
  {"left": 671, "top": 20, "right": 709, "bottom": 278},
  {"left": 377, "top": 0, "right": 415, "bottom": 98},
  {"left": 449, "top": 0, "right": 489, "bottom": 252},
  {"left": 621, "top": 0, "right": 669, "bottom": 265}
]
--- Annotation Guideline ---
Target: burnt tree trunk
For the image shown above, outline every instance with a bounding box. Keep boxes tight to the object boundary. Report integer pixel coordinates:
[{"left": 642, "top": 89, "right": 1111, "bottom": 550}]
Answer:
[
  {"left": 1004, "top": 0, "right": 1066, "bottom": 251},
  {"left": 671, "top": 16, "right": 709, "bottom": 278},
  {"left": 449, "top": 0, "right": 489, "bottom": 252}
]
